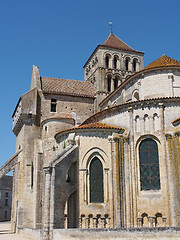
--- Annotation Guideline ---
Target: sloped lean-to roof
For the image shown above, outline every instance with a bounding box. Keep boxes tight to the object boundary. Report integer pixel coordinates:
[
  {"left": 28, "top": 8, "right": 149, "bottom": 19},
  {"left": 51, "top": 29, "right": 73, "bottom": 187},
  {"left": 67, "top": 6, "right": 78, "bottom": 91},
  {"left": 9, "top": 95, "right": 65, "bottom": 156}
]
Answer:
[{"left": 41, "top": 77, "right": 95, "bottom": 98}]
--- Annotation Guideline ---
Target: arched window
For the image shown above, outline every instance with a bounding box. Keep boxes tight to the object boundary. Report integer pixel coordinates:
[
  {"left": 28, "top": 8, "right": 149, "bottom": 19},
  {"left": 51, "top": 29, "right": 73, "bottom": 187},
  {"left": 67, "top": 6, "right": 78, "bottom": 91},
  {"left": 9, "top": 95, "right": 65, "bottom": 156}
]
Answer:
[
  {"left": 132, "top": 91, "right": 139, "bottom": 101},
  {"left": 113, "top": 56, "right": 118, "bottom": 69},
  {"left": 90, "top": 157, "right": 104, "bottom": 203},
  {"left": 107, "top": 75, "right": 111, "bottom": 92},
  {"left": 105, "top": 55, "right": 109, "bottom": 68},
  {"left": 139, "top": 139, "right": 160, "bottom": 191},
  {"left": 133, "top": 59, "right": 137, "bottom": 71},
  {"left": 125, "top": 58, "right": 129, "bottom": 71}
]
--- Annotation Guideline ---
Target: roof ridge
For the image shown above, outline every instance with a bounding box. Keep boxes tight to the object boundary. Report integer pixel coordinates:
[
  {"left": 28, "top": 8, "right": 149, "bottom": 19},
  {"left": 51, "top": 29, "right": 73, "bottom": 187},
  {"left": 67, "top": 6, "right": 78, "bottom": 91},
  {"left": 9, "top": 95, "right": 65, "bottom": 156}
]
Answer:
[{"left": 41, "top": 76, "right": 88, "bottom": 83}]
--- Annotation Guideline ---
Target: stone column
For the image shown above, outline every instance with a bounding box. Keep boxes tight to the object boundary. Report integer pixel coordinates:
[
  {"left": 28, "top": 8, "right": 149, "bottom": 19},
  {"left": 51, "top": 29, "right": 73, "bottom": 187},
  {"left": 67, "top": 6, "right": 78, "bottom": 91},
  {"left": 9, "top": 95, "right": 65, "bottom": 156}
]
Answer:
[
  {"left": 43, "top": 167, "right": 52, "bottom": 240},
  {"left": 128, "top": 106, "right": 138, "bottom": 227},
  {"left": 123, "top": 137, "right": 131, "bottom": 227}
]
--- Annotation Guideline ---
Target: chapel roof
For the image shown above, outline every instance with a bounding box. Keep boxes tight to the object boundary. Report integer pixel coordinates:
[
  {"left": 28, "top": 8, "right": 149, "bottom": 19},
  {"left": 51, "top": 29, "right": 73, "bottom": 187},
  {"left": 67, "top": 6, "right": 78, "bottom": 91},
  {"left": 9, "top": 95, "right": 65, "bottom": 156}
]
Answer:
[
  {"left": 144, "top": 55, "right": 180, "bottom": 70},
  {"left": 55, "top": 122, "right": 124, "bottom": 137},
  {"left": 41, "top": 77, "right": 95, "bottom": 98}
]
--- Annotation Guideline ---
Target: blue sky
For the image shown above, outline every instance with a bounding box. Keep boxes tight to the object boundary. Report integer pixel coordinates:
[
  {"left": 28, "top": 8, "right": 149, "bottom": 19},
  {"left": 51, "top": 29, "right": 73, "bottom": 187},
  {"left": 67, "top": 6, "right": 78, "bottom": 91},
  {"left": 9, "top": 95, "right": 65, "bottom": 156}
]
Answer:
[{"left": 0, "top": 0, "right": 180, "bottom": 170}]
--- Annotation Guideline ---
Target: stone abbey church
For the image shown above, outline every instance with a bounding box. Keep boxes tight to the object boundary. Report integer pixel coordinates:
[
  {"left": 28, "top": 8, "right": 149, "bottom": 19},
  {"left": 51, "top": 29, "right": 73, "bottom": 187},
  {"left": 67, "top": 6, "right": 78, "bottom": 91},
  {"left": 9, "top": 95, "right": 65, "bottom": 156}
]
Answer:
[{"left": 1, "top": 32, "right": 180, "bottom": 239}]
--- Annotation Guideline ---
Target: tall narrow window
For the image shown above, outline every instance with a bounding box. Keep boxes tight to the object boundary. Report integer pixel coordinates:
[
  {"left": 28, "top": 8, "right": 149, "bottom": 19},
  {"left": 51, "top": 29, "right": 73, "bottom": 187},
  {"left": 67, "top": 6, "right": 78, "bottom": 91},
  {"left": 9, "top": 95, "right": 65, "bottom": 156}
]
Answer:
[
  {"left": 125, "top": 58, "right": 129, "bottom": 71},
  {"left": 51, "top": 99, "right": 57, "bottom": 112},
  {"left": 114, "top": 76, "right": 119, "bottom": 90},
  {"left": 107, "top": 75, "right": 111, "bottom": 92},
  {"left": 113, "top": 56, "right": 118, "bottom": 69},
  {"left": 139, "top": 139, "right": 160, "bottom": 191},
  {"left": 105, "top": 56, "right": 109, "bottom": 68},
  {"left": 90, "top": 157, "right": 104, "bottom": 203},
  {"left": 5, "top": 199, "right": 8, "bottom": 206},
  {"left": 133, "top": 59, "right": 137, "bottom": 71},
  {"left": 4, "top": 211, "right": 7, "bottom": 219}
]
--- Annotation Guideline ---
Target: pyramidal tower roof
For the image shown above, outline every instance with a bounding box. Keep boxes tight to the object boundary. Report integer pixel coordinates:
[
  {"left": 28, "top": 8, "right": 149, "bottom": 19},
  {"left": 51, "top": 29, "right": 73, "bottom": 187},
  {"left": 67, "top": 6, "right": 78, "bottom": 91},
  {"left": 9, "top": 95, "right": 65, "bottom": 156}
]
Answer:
[
  {"left": 102, "top": 32, "right": 139, "bottom": 53},
  {"left": 144, "top": 54, "right": 180, "bottom": 70},
  {"left": 83, "top": 32, "right": 143, "bottom": 68}
]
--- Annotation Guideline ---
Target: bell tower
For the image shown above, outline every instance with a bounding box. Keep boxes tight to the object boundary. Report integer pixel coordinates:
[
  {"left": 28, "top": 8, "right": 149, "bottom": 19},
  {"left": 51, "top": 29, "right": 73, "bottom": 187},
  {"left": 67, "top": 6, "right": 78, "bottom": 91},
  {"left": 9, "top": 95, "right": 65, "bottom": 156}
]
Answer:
[{"left": 83, "top": 32, "right": 144, "bottom": 110}]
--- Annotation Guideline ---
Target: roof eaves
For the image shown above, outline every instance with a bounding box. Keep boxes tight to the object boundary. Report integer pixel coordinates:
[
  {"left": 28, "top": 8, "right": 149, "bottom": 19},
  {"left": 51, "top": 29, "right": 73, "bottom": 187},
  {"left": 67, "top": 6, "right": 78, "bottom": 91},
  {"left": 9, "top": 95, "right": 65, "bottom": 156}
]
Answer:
[
  {"left": 43, "top": 91, "right": 95, "bottom": 98},
  {"left": 99, "top": 44, "right": 144, "bottom": 54}
]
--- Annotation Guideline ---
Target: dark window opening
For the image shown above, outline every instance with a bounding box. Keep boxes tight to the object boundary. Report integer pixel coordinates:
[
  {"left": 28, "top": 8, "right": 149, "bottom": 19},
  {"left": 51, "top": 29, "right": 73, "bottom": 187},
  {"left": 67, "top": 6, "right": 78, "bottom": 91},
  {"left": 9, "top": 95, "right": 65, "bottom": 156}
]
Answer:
[
  {"left": 114, "top": 77, "right": 118, "bottom": 89},
  {"left": 5, "top": 192, "right": 8, "bottom": 198},
  {"left": 113, "top": 56, "right": 118, "bottom": 69},
  {"left": 105, "top": 56, "right": 109, "bottom": 68},
  {"left": 5, "top": 199, "right": 8, "bottom": 206},
  {"left": 90, "top": 157, "right": 104, "bottom": 203},
  {"left": 139, "top": 139, "right": 160, "bottom": 191},
  {"left": 31, "top": 164, "right": 34, "bottom": 188},
  {"left": 134, "top": 92, "right": 139, "bottom": 100},
  {"left": 4, "top": 211, "right": 7, "bottom": 219},
  {"left": 125, "top": 58, "right": 129, "bottom": 71},
  {"left": 51, "top": 99, "right": 57, "bottom": 112},
  {"left": 107, "top": 76, "right": 111, "bottom": 92},
  {"left": 133, "top": 59, "right": 137, "bottom": 71}
]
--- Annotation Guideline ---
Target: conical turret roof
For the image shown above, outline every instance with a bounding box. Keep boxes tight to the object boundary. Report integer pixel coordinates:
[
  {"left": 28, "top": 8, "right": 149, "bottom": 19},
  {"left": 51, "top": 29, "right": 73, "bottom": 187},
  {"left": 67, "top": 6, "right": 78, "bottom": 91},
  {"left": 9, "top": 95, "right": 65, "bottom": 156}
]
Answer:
[{"left": 144, "top": 55, "right": 180, "bottom": 70}]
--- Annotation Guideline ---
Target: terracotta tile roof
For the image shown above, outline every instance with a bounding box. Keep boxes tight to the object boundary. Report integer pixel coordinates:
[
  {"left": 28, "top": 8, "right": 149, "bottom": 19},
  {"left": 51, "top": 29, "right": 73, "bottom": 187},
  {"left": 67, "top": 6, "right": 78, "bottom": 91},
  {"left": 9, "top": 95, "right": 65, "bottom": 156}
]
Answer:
[
  {"left": 102, "top": 32, "right": 140, "bottom": 53},
  {"left": 41, "top": 77, "right": 95, "bottom": 98},
  {"left": 144, "top": 55, "right": 180, "bottom": 70},
  {"left": 55, "top": 122, "right": 124, "bottom": 137}
]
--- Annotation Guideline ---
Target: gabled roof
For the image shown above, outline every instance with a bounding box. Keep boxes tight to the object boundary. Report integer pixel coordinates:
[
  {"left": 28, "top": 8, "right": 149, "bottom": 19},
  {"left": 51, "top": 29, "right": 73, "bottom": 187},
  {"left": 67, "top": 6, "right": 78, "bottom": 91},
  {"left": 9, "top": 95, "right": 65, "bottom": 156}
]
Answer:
[
  {"left": 41, "top": 77, "right": 95, "bottom": 98},
  {"left": 102, "top": 32, "right": 138, "bottom": 52},
  {"left": 55, "top": 122, "right": 124, "bottom": 137},
  {"left": 144, "top": 55, "right": 180, "bottom": 70}
]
